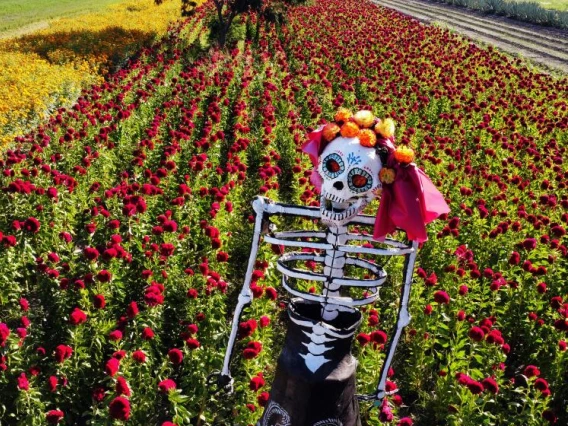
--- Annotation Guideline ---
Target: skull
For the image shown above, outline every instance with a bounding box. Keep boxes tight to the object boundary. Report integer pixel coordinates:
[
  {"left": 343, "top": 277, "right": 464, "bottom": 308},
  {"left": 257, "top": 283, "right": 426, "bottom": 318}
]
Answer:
[{"left": 317, "top": 136, "right": 382, "bottom": 226}]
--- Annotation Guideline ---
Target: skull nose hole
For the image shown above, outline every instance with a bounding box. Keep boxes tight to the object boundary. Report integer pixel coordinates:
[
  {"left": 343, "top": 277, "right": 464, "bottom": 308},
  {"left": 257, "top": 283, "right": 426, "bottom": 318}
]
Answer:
[{"left": 333, "top": 181, "right": 344, "bottom": 190}]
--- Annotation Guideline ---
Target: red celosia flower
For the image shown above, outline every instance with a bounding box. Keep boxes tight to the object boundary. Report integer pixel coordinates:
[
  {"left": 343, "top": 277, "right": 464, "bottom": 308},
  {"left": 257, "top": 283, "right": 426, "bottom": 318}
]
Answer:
[
  {"left": 158, "top": 379, "right": 176, "bottom": 393},
  {"left": 468, "top": 326, "right": 485, "bottom": 342},
  {"left": 524, "top": 365, "right": 540, "bottom": 378},
  {"left": 132, "top": 350, "right": 146, "bottom": 363},
  {"left": 249, "top": 374, "right": 265, "bottom": 391},
  {"left": 257, "top": 391, "right": 270, "bottom": 407},
  {"left": 105, "top": 358, "right": 120, "bottom": 377},
  {"left": 186, "top": 338, "right": 200, "bottom": 350},
  {"left": 482, "top": 377, "right": 499, "bottom": 394},
  {"left": 23, "top": 217, "right": 40, "bottom": 233},
  {"left": 168, "top": 348, "right": 183, "bottom": 365},
  {"left": 425, "top": 273, "right": 438, "bottom": 286},
  {"left": 46, "top": 410, "right": 64, "bottom": 424},
  {"left": 0, "top": 323, "right": 10, "bottom": 346},
  {"left": 47, "top": 375, "right": 58, "bottom": 392},
  {"left": 259, "top": 316, "right": 270, "bottom": 328},
  {"left": 142, "top": 327, "right": 155, "bottom": 340},
  {"left": 69, "top": 307, "right": 87, "bottom": 325},
  {"left": 54, "top": 345, "right": 72, "bottom": 363},
  {"left": 97, "top": 270, "right": 112, "bottom": 282},
  {"left": 108, "top": 330, "right": 123, "bottom": 341},
  {"left": 238, "top": 319, "right": 257, "bottom": 339},
  {"left": 370, "top": 330, "right": 387, "bottom": 345},
  {"left": 466, "top": 380, "right": 484, "bottom": 394},
  {"left": 109, "top": 397, "right": 130, "bottom": 421},
  {"left": 113, "top": 350, "right": 126, "bottom": 360},
  {"left": 243, "top": 341, "right": 262, "bottom": 359},
  {"left": 357, "top": 333, "right": 371, "bottom": 346},
  {"left": 216, "top": 251, "right": 229, "bottom": 262},
  {"left": 433, "top": 291, "right": 450, "bottom": 304},
  {"left": 17, "top": 372, "right": 29, "bottom": 390},
  {"left": 116, "top": 376, "right": 131, "bottom": 396},
  {"left": 126, "top": 301, "right": 139, "bottom": 318},
  {"left": 265, "top": 287, "right": 277, "bottom": 300},
  {"left": 534, "top": 378, "right": 549, "bottom": 391},
  {"left": 93, "top": 294, "right": 106, "bottom": 309},
  {"left": 160, "top": 243, "right": 175, "bottom": 257}
]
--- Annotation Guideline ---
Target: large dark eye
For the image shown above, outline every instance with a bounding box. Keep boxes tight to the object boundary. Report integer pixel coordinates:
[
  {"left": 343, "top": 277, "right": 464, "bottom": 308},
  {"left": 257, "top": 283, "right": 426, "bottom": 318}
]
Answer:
[
  {"left": 351, "top": 174, "right": 368, "bottom": 188},
  {"left": 322, "top": 153, "right": 344, "bottom": 178},
  {"left": 348, "top": 168, "right": 373, "bottom": 193},
  {"left": 327, "top": 159, "right": 340, "bottom": 173}
]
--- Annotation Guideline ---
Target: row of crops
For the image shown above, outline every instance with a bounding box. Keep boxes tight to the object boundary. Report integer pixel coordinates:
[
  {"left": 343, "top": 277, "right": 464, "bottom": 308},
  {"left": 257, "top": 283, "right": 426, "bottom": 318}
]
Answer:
[{"left": 0, "top": 0, "right": 566, "bottom": 424}]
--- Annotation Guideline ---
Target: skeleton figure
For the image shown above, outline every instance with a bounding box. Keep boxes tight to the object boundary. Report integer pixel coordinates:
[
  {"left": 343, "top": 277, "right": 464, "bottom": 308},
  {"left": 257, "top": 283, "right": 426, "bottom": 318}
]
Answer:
[{"left": 213, "top": 113, "right": 449, "bottom": 426}]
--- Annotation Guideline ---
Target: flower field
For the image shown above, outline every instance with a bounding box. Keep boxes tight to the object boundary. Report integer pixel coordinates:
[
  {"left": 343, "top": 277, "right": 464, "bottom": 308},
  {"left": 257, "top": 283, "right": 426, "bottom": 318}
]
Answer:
[
  {"left": 0, "top": 0, "right": 187, "bottom": 148},
  {"left": 0, "top": 0, "right": 567, "bottom": 424}
]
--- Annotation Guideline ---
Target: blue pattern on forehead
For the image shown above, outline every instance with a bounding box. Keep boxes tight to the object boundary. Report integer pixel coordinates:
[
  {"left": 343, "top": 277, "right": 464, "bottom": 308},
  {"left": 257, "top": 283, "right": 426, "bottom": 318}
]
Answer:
[{"left": 347, "top": 152, "right": 361, "bottom": 166}]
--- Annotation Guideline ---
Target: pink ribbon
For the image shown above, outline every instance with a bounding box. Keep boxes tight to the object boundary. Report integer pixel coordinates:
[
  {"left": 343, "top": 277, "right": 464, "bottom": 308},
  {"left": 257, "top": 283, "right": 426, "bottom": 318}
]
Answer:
[
  {"left": 373, "top": 162, "right": 450, "bottom": 242},
  {"left": 301, "top": 129, "right": 449, "bottom": 242},
  {"left": 301, "top": 126, "right": 325, "bottom": 191}
]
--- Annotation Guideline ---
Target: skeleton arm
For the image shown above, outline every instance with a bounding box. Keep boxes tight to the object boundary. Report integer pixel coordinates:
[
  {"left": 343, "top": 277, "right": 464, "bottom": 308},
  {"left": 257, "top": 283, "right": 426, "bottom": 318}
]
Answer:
[
  {"left": 358, "top": 240, "right": 419, "bottom": 402},
  {"left": 215, "top": 196, "right": 322, "bottom": 390}
]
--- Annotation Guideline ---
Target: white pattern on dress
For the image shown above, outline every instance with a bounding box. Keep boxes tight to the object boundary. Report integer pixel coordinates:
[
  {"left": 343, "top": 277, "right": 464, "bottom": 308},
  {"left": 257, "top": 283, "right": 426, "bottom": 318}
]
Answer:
[
  {"left": 261, "top": 401, "right": 292, "bottom": 426},
  {"left": 313, "top": 419, "right": 343, "bottom": 426}
]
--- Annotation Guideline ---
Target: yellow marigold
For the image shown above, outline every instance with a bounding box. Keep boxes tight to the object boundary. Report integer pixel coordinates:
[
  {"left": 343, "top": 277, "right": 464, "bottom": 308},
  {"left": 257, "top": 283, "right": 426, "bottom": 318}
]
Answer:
[
  {"left": 394, "top": 145, "right": 415, "bottom": 164},
  {"left": 374, "top": 118, "right": 396, "bottom": 138},
  {"left": 379, "top": 168, "right": 396, "bottom": 184},
  {"left": 358, "top": 129, "right": 377, "bottom": 147},
  {"left": 340, "top": 121, "right": 360, "bottom": 138},
  {"left": 334, "top": 108, "right": 353, "bottom": 123},
  {"left": 322, "top": 122, "right": 340, "bottom": 142},
  {"left": 353, "top": 110, "right": 375, "bottom": 128}
]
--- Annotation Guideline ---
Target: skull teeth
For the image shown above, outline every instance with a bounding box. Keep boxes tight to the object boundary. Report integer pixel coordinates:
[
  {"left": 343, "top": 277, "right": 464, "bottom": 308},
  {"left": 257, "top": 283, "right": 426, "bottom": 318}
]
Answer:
[{"left": 320, "top": 195, "right": 369, "bottom": 225}]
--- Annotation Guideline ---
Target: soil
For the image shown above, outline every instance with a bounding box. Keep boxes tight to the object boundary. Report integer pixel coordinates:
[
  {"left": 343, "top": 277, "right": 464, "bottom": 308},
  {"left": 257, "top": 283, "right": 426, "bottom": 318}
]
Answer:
[
  {"left": 0, "top": 21, "right": 50, "bottom": 40},
  {"left": 372, "top": 0, "right": 568, "bottom": 74}
]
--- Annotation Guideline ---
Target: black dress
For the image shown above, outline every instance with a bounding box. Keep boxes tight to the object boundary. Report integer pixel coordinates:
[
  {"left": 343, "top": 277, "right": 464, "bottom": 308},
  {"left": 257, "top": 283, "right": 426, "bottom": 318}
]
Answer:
[{"left": 257, "top": 299, "right": 362, "bottom": 426}]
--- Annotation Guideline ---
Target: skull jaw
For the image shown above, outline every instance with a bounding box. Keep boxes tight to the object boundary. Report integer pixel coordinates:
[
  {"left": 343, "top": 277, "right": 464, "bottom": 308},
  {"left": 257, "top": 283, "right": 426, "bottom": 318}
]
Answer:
[{"left": 320, "top": 194, "right": 370, "bottom": 227}]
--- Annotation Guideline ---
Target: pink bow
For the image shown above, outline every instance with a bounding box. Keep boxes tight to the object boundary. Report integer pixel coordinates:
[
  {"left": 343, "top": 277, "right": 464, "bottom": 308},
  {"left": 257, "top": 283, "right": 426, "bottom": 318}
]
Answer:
[
  {"left": 301, "top": 126, "right": 325, "bottom": 191},
  {"left": 373, "top": 162, "right": 450, "bottom": 242}
]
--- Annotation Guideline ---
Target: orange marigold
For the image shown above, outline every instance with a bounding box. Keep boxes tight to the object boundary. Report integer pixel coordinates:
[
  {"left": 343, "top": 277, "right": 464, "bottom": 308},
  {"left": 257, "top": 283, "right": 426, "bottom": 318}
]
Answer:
[
  {"left": 374, "top": 118, "right": 395, "bottom": 138},
  {"left": 340, "top": 121, "right": 360, "bottom": 138},
  {"left": 322, "top": 123, "right": 340, "bottom": 142},
  {"left": 353, "top": 110, "right": 375, "bottom": 128},
  {"left": 358, "top": 129, "right": 377, "bottom": 147},
  {"left": 334, "top": 108, "right": 353, "bottom": 123},
  {"left": 379, "top": 168, "right": 396, "bottom": 184},
  {"left": 394, "top": 145, "right": 415, "bottom": 164}
]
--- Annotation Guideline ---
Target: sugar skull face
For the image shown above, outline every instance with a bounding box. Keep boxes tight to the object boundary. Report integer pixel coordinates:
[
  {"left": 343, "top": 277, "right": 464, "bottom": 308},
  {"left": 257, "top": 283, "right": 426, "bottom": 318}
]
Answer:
[{"left": 317, "top": 136, "right": 382, "bottom": 226}]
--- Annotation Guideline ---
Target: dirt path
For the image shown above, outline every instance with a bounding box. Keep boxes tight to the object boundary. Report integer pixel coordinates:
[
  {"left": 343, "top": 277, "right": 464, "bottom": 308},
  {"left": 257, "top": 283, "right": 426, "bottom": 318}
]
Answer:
[
  {"left": 372, "top": 0, "right": 568, "bottom": 74},
  {"left": 0, "top": 21, "right": 50, "bottom": 40}
]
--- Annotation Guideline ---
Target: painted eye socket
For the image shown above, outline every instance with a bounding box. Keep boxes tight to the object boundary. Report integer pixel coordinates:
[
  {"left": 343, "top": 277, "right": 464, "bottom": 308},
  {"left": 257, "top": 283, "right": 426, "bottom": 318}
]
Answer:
[
  {"left": 322, "top": 153, "right": 344, "bottom": 178},
  {"left": 348, "top": 168, "right": 373, "bottom": 193}
]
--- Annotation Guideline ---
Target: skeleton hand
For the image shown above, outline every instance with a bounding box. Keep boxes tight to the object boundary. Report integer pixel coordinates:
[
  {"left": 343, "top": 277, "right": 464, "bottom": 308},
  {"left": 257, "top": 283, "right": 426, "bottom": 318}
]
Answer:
[{"left": 207, "top": 371, "right": 234, "bottom": 394}]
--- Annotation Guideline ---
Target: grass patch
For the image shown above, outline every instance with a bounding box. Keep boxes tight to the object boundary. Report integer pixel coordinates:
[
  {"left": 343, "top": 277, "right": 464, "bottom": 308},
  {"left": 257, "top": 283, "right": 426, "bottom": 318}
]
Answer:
[
  {"left": 512, "top": 0, "right": 568, "bottom": 12},
  {"left": 0, "top": 0, "right": 126, "bottom": 35}
]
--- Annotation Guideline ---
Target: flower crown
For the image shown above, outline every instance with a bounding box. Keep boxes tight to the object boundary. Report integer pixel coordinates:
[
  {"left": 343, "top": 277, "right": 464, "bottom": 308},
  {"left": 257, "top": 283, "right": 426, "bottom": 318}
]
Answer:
[
  {"left": 320, "top": 108, "right": 416, "bottom": 184},
  {"left": 301, "top": 108, "right": 450, "bottom": 242}
]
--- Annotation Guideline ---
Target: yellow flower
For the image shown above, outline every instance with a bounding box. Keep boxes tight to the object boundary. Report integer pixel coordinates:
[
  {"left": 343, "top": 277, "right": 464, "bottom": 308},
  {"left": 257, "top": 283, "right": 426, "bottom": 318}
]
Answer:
[
  {"left": 358, "top": 129, "right": 377, "bottom": 147},
  {"left": 340, "top": 121, "right": 360, "bottom": 138},
  {"left": 334, "top": 108, "right": 353, "bottom": 123},
  {"left": 322, "top": 122, "right": 340, "bottom": 142},
  {"left": 379, "top": 168, "right": 396, "bottom": 184},
  {"left": 353, "top": 110, "right": 375, "bottom": 128},
  {"left": 394, "top": 145, "right": 415, "bottom": 164},
  {"left": 374, "top": 118, "right": 396, "bottom": 138}
]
